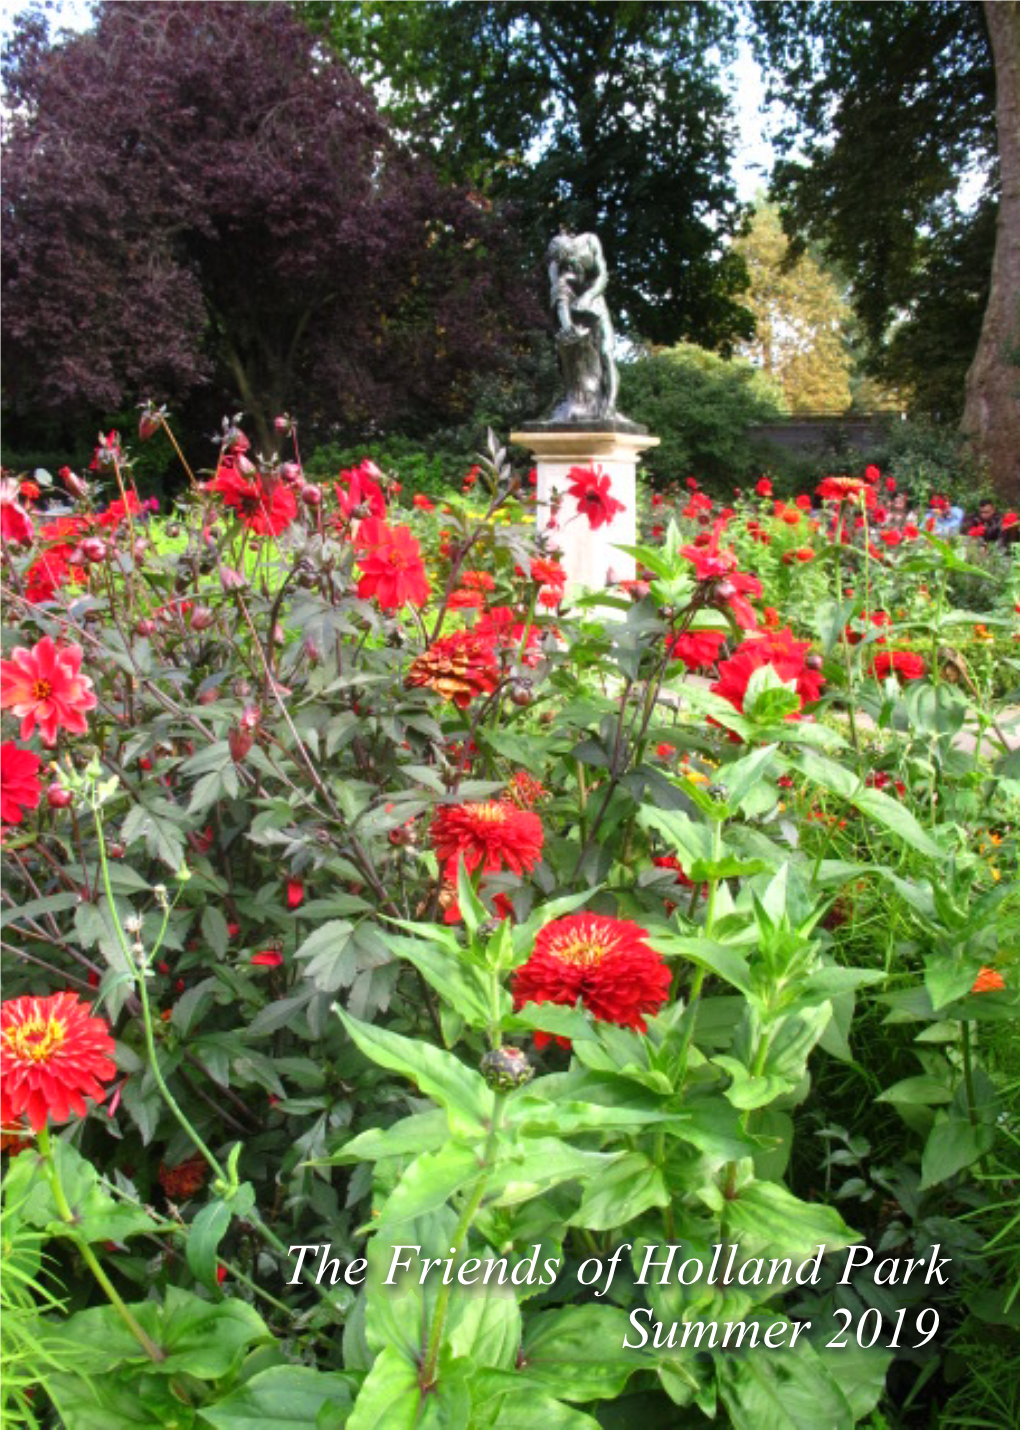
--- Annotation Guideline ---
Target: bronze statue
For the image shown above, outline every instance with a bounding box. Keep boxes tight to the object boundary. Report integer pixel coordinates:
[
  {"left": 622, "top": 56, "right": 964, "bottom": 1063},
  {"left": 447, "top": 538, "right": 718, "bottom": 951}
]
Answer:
[{"left": 546, "top": 231, "right": 619, "bottom": 423}]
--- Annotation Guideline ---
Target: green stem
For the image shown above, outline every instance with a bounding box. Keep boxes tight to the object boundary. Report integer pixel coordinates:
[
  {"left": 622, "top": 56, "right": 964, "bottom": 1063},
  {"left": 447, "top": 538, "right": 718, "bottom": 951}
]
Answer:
[
  {"left": 420, "top": 1095, "right": 505, "bottom": 1388},
  {"left": 37, "top": 1127, "right": 165, "bottom": 1362}
]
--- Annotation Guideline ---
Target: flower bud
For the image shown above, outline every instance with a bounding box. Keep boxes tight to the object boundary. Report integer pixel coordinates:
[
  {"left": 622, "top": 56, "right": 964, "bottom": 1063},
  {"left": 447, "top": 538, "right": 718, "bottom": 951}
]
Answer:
[
  {"left": 138, "top": 412, "right": 160, "bottom": 442},
  {"left": 59, "top": 466, "right": 89, "bottom": 500},
  {"left": 133, "top": 538, "right": 150, "bottom": 562},
  {"left": 228, "top": 726, "right": 255, "bottom": 763},
  {"left": 805, "top": 654, "right": 824, "bottom": 671},
  {"left": 480, "top": 1047, "right": 534, "bottom": 1092},
  {"left": 198, "top": 687, "right": 220, "bottom": 705},
  {"left": 46, "top": 784, "right": 73, "bottom": 809},
  {"left": 280, "top": 462, "right": 303, "bottom": 484},
  {"left": 189, "top": 606, "right": 215, "bottom": 631},
  {"left": 135, "top": 618, "right": 156, "bottom": 637},
  {"left": 301, "top": 484, "right": 322, "bottom": 508},
  {"left": 273, "top": 415, "right": 291, "bottom": 434},
  {"left": 713, "top": 580, "right": 736, "bottom": 602},
  {"left": 509, "top": 680, "right": 534, "bottom": 708},
  {"left": 219, "top": 565, "right": 247, "bottom": 592}
]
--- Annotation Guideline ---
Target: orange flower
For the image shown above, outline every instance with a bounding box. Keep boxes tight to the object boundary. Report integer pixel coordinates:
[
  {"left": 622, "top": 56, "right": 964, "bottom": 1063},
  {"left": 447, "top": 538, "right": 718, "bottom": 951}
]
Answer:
[
  {"left": 405, "top": 630, "right": 500, "bottom": 708},
  {"left": 1, "top": 636, "right": 97, "bottom": 744},
  {"left": 0, "top": 992, "right": 116, "bottom": 1131},
  {"left": 971, "top": 966, "right": 1005, "bottom": 994}
]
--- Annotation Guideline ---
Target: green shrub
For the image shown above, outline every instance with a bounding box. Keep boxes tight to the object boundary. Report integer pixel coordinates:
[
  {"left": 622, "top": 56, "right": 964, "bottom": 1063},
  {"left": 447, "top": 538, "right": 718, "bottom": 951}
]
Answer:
[{"left": 618, "top": 342, "right": 786, "bottom": 488}]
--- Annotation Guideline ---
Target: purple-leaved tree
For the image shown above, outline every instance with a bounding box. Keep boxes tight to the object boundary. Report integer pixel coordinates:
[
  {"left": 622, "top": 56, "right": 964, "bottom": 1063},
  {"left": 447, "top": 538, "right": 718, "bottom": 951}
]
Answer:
[{"left": 1, "top": 1, "right": 536, "bottom": 448}]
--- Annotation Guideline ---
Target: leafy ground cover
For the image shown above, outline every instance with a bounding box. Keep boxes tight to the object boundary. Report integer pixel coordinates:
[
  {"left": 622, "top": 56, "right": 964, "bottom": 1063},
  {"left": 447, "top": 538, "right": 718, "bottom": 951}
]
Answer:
[{"left": 1, "top": 422, "right": 1018, "bottom": 1428}]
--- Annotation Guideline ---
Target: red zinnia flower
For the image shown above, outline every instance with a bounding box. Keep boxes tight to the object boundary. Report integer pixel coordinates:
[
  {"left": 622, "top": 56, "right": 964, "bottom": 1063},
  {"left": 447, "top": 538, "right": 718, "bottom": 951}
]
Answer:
[
  {"left": 972, "top": 966, "right": 1006, "bottom": 994},
  {"left": 1, "top": 637, "right": 97, "bottom": 744},
  {"left": 880, "top": 529, "right": 902, "bottom": 547},
  {"left": 503, "top": 771, "right": 547, "bottom": 810},
  {"left": 0, "top": 743, "right": 42, "bottom": 826},
  {"left": 530, "top": 558, "right": 566, "bottom": 589},
  {"left": 666, "top": 629, "right": 726, "bottom": 671},
  {"left": 872, "top": 650, "right": 926, "bottom": 681},
  {"left": 353, "top": 518, "right": 430, "bottom": 611},
  {"left": 817, "top": 476, "right": 874, "bottom": 506},
  {"left": 755, "top": 478, "right": 773, "bottom": 497},
  {"left": 794, "top": 494, "right": 812, "bottom": 511},
  {"left": 864, "top": 465, "right": 881, "bottom": 484},
  {"left": 462, "top": 570, "right": 496, "bottom": 592},
  {"left": 566, "top": 465, "right": 625, "bottom": 529},
  {"left": 711, "top": 627, "right": 824, "bottom": 718},
  {"left": 512, "top": 914, "right": 670, "bottom": 1049},
  {"left": 158, "top": 1155, "right": 208, "bottom": 1200},
  {"left": 431, "top": 801, "right": 543, "bottom": 879},
  {"left": 405, "top": 630, "right": 500, "bottom": 708},
  {"left": 210, "top": 463, "right": 297, "bottom": 535},
  {"left": 0, "top": 992, "right": 117, "bottom": 1131},
  {"left": 448, "top": 588, "right": 484, "bottom": 609},
  {"left": 413, "top": 493, "right": 435, "bottom": 512},
  {"left": 0, "top": 478, "right": 34, "bottom": 546}
]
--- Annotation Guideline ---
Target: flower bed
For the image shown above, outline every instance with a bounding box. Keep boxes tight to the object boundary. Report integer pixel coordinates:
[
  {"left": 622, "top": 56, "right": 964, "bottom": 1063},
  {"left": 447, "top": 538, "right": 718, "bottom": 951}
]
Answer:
[{"left": 1, "top": 422, "right": 1018, "bottom": 1428}]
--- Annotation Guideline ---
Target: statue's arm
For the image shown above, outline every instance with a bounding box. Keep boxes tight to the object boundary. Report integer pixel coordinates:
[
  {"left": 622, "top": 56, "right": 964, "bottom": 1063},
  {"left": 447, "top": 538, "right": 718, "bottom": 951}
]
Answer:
[{"left": 575, "top": 236, "right": 608, "bottom": 304}]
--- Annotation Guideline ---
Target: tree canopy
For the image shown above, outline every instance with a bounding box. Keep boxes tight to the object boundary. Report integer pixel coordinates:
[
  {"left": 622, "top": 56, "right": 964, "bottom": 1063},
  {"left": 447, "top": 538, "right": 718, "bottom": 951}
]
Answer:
[
  {"left": 733, "top": 204, "right": 852, "bottom": 415},
  {"left": 752, "top": 0, "right": 1019, "bottom": 491},
  {"left": 1, "top": 1, "right": 537, "bottom": 448},
  {"left": 307, "top": 0, "right": 753, "bottom": 351}
]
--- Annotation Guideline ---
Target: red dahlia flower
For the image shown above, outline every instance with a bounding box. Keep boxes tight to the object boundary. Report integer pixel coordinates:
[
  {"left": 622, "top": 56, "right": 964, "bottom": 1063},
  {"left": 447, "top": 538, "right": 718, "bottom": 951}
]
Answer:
[
  {"left": 353, "top": 518, "right": 430, "bottom": 611},
  {"left": 0, "top": 478, "right": 35, "bottom": 546},
  {"left": 666, "top": 629, "right": 726, "bottom": 671},
  {"left": 795, "top": 494, "right": 812, "bottom": 511},
  {"left": 210, "top": 463, "right": 297, "bottom": 535},
  {"left": 512, "top": 914, "right": 670, "bottom": 1049},
  {"left": 475, "top": 606, "right": 543, "bottom": 663},
  {"left": 335, "top": 460, "right": 387, "bottom": 520},
  {"left": 0, "top": 992, "right": 117, "bottom": 1131},
  {"left": 566, "top": 465, "right": 626, "bottom": 529},
  {"left": 1, "top": 637, "right": 97, "bottom": 744},
  {"left": 404, "top": 630, "right": 500, "bottom": 708},
  {"left": 96, "top": 492, "right": 143, "bottom": 530},
  {"left": 462, "top": 570, "right": 496, "bottom": 592},
  {"left": 286, "top": 878, "right": 305, "bottom": 910},
  {"left": 0, "top": 742, "right": 42, "bottom": 825},
  {"left": 711, "top": 627, "right": 824, "bottom": 718},
  {"left": 872, "top": 650, "right": 926, "bottom": 681},
  {"left": 755, "top": 478, "right": 773, "bottom": 497},
  {"left": 431, "top": 800, "right": 543, "bottom": 879}
]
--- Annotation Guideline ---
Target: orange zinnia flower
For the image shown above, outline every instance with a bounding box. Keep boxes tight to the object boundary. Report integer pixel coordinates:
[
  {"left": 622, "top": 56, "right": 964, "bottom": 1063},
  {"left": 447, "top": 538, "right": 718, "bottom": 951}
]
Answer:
[
  {"left": 0, "top": 992, "right": 117, "bottom": 1131},
  {"left": 1, "top": 636, "right": 97, "bottom": 745},
  {"left": 971, "top": 966, "right": 1006, "bottom": 994}
]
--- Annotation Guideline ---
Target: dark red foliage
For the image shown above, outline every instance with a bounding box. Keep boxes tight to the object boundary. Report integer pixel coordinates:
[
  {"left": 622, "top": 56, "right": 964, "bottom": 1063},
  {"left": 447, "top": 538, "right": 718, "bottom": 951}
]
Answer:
[{"left": 1, "top": 3, "right": 536, "bottom": 443}]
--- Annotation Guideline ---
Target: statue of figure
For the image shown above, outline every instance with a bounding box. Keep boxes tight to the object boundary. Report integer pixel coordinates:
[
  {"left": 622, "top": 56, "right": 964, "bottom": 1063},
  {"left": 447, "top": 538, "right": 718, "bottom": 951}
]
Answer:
[{"left": 546, "top": 231, "right": 619, "bottom": 423}]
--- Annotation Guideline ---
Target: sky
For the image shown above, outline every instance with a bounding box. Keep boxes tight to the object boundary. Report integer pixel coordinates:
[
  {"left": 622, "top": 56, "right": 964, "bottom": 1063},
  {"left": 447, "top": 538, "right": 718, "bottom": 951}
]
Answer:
[{"left": 0, "top": 0, "right": 781, "bottom": 202}]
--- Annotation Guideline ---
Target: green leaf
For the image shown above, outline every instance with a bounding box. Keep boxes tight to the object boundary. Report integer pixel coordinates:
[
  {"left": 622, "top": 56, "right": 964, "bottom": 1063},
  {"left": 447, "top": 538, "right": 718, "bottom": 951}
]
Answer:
[
  {"left": 121, "top": 799, "right": 186, "bottom": 871},
  {"left": 198, "top": 1366, "right": 357, "bottom": 1429},
  {"left": 568, "top": 1152, "right": 669, "bottom": 1231},
  {"left": 700, "top": 1172, "right": 861, "bottom": 1261},
  {"left": 467, "top": 1372, "right": 599, "bottom": 1428},
  {"left": 718, "top": 1335, "right": 857, "bottom": 1430},
  {"left": 920, "top": 1116, "right": 995, "bottom": 1189},
  {"left": 187, "top": 1198, "right": 232, "bottom": 1292},
  {"left": 8, "top": 1139, "right": 158, "bottom": 1245},
  {"left": 486, "top": 1137, "right": 621, "bottom": 1207},
  {"left": 201, "top": 905, "right": 230, "bottom": 961},
  {"left": 347, "top": 1344, "right": 420, "bottom": 1430},
  {"left": 447, "top": 1291, "right": 521, "bottom": 1371},
  {"left": 384, "top": 933, "right": 495, "bottom": 1030},
  {"left": 878, "top": 1076, "right": 953, "bottom": 1107},
  {"left": 295, "top": 920, "right": 356, "bottom": 992},
  {"left": 519, "top": 1305, "right": 645, "bottom": 1402},
  {"left": 335, "top": 1007, "right": 494, "bottom": 1135},
  {"left": 789, "top": 750, "right": 943, "bottom": 858},
  {"left": 375, "top": 1144, "right": 483, "bottom": 1230}
]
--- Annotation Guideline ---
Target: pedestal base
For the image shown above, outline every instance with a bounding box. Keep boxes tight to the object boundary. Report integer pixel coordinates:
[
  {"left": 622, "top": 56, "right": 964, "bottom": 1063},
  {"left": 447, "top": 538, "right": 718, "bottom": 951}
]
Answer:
[{"left": 511, "top": 428, "right": 660, "bottom": 598}]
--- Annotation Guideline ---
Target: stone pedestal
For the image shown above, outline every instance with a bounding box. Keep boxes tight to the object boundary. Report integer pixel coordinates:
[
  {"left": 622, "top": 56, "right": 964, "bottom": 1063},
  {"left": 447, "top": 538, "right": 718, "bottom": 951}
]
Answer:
[{"left": 510, "top": 426, "right": 660, "bottom": 597}]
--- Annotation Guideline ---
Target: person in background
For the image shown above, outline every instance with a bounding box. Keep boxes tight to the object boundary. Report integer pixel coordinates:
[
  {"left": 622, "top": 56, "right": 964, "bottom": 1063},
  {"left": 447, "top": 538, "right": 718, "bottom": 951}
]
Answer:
[
  {"left": 964, "top": 498, "right": 1002, "bottom": 542},
  {"left": 925, "top": 497, "right": 964, "bottom": 536},
  {"left": 884, "top": 490, "right": 918, "bottom": 530}
]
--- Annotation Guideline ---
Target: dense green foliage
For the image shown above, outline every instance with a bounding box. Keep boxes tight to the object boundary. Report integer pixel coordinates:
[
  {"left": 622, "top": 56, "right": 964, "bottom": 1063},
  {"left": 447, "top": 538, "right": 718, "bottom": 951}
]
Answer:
[
  {"left": 308, "top": 0, "right": 753, "bottom": 350},
  {"left": 619, "top": 343, "right": 786, "bottom": 485}
]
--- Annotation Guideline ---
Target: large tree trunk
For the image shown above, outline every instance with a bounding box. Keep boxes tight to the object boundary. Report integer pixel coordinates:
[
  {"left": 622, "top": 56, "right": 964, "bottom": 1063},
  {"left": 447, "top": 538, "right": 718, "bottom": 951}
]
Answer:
[{"left": 962, "top": 3, "right": 1020, "bottom": 496}]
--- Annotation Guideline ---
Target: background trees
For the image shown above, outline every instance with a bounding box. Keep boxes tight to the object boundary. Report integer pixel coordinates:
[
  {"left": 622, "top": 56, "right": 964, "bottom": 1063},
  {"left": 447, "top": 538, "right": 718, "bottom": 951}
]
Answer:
[
  {"left": 307, "top": 0, "right": 754, "bottom": 352},
  {"left": 733, "top": 204, "right": 852, "bottom": 414},
  {"left": 1, "top": 1, "right": 537, "bottom": 451},
  {"left": 753, "top": 0, "right": 1019, "bottom": 492}
]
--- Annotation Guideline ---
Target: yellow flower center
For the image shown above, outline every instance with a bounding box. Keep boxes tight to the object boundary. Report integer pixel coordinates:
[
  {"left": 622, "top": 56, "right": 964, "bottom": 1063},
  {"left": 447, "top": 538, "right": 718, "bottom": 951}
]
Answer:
[
  {"left": 473, "top": 803, "right": 507, "bottom": 823},
  {"left": 4, "top": 1014, "right": 66, "bottom": 1064},
  {"left": 32, "top": 678, "right": 53, "bottom": 701},
  {"left": 548, "top": 930, "right": 614, "bottom": 967}
]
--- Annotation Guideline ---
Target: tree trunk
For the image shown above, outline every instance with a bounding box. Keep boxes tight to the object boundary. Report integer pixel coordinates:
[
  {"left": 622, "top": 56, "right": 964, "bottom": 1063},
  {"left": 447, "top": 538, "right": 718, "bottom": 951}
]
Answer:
[{"left": 962, "top": 3, "right": 1020, "bottom": 496}]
